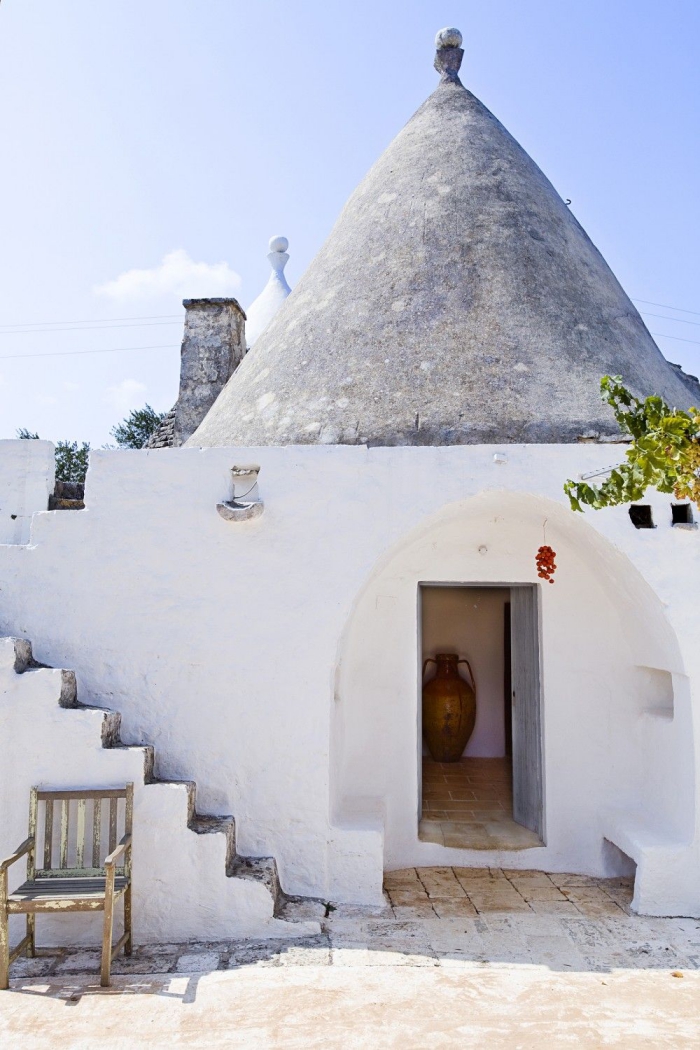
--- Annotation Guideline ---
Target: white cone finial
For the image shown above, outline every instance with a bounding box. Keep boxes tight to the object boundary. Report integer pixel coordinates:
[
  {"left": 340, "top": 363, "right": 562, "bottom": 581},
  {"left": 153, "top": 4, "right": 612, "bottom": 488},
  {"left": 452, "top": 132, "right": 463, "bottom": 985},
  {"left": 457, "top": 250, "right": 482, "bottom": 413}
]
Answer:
[{"left": 245, "top": 236, "right": 292, "bottom": 348}]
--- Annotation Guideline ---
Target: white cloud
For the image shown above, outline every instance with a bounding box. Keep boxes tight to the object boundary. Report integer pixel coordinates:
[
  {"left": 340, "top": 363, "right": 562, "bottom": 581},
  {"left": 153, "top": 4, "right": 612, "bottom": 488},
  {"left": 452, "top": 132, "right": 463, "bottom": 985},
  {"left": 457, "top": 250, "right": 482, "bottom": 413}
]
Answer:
[
  {"left": 62, "top": 381, "right": 80, "bottom": 392},
  {"left": 93, "top": 249, "right": 242, "bottom": 301},
  {"left": 36, "top": 394, "right": 58, "bottom": 406},
  {"left": 104, "top": 379, "right": 147, "bottom": 414}
]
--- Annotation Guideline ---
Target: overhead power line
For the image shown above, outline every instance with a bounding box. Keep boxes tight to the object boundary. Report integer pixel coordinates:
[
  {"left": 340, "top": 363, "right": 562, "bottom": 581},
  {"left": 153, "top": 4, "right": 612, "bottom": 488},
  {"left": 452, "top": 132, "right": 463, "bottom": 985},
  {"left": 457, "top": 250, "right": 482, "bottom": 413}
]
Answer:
[
  {"left": 641, "top": 312, "right": 700, "bottom": 328},
  {"left": 650, "top": 332, "right": 700, "bottom": 347},
  {"left": 1, "top": 333, "right": 697, "bottom": 361},
  {"left": 0, "top": 312, "right": 182, "bottom": 330},
  {"left": 0, "top": 320, "right": 183, "bottom": 336},
  {"left": 633, "top": 299, "right": 700, "bottom": 318},
  {"left": 1, "top": 301, "right": 698, "bottom": 331},
  {"left": 0, "top": 343, "right": 178, "bottom": 361},
  {"left": 0, "top": 308, "right": 699, "bottom": 360},
  {"left": 2, "top": 315, "right": 696, "bottom": 343}
]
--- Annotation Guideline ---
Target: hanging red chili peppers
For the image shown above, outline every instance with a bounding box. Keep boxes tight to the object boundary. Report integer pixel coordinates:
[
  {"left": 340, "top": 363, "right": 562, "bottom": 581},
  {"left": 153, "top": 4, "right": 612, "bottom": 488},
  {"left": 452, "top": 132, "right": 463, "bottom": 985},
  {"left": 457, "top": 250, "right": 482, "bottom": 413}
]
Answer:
[{"left": 536, "top": 545, "right": 557, "bottom": 583}]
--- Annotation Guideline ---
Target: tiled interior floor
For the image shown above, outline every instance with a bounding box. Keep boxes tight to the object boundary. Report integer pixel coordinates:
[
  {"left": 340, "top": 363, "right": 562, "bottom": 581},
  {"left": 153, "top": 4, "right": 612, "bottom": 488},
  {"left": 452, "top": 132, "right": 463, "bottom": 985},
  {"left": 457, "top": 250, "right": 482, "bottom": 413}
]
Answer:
[{"left": 419, "top": 755, "right": 542, "bottom": 849}]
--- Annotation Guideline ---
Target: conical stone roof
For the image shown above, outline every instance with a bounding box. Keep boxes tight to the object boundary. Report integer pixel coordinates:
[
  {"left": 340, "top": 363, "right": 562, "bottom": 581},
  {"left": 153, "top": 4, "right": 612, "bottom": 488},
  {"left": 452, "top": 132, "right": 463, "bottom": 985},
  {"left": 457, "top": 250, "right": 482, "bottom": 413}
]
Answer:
[{"left": 190, "top": 30, "right": 696, "bottom": 448}]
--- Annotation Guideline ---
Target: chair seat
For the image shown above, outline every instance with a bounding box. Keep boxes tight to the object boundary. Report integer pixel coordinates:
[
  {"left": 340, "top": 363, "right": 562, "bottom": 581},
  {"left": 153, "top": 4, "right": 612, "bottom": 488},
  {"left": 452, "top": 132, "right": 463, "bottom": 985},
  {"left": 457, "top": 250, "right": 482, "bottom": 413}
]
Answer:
[{"left": 8, "top": 876, "right": 129, "bottom": 911}]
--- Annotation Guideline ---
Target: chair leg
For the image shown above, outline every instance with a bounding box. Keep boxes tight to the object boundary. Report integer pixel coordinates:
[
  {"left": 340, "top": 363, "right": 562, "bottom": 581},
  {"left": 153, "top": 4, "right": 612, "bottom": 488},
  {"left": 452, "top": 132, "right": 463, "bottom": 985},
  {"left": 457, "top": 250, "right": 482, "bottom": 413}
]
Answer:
[
  {"left": 124, "top": 884, "right": 132, "bottom": 956},
  {"left": 101, "top": 891, "right": 115, "bottom": 988},
  {"left": 26, "top": 914, "right": 36, "bottom": 958},
  {"left": 0, "top": 909, "right": 9, "bottom": 990}
]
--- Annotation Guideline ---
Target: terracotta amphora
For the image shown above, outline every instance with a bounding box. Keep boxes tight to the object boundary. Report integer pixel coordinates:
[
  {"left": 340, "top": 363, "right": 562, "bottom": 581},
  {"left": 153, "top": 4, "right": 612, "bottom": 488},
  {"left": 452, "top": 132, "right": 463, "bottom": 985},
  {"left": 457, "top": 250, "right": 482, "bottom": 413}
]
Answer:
[{"left": 422, "top": 653, "right": 477, "bottom": 762}]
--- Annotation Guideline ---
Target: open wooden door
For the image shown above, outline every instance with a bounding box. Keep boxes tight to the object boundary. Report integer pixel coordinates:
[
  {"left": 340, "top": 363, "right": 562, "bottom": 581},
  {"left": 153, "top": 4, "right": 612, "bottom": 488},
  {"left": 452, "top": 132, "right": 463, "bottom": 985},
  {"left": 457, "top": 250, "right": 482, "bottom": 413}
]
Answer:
[{"left": 510, "top": 585, "right": 544, "bottom": 839}]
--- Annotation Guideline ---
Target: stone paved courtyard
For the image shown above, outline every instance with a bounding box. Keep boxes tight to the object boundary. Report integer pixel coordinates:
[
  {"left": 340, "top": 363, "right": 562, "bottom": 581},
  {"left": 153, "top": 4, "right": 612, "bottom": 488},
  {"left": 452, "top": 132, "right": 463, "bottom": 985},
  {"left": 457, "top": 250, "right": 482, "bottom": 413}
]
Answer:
[{"left": 1, "top": 868, "right": 700, "bottom": 1047}]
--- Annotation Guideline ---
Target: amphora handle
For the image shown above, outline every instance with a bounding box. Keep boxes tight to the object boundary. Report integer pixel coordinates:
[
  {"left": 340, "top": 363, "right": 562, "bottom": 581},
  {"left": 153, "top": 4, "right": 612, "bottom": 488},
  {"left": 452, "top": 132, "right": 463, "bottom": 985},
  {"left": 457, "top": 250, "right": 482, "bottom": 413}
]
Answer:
[
  {"left": 422, "top": 658, "right": 436, "bottom": 677},
  {"left": 458, "top": 658, "right": 476, "bottom": 693}
]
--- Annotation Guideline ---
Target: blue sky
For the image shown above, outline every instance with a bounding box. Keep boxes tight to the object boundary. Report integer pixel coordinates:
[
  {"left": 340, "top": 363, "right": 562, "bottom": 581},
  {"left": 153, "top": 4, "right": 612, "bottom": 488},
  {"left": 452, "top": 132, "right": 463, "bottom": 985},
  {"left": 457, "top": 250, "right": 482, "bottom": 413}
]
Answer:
[{"left": 1, "top": 0, "right": 698, "bottom": 445}]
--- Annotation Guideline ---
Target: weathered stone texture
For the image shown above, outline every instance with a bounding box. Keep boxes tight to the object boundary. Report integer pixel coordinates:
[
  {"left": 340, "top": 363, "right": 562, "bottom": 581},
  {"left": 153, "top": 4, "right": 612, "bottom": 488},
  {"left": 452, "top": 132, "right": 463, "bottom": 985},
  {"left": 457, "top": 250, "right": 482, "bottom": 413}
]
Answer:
[
  {"left": 190, "top": 75, "right": 696, "bottom": 448},
  {"left": 144, "top": 408, "right": 176, "bottom": 449},
  {"left": 48, "top": 479, "right": 85, "bottom": 510},
  {"left": 173, "top": 298, "right": 246, "bottom": 446}
]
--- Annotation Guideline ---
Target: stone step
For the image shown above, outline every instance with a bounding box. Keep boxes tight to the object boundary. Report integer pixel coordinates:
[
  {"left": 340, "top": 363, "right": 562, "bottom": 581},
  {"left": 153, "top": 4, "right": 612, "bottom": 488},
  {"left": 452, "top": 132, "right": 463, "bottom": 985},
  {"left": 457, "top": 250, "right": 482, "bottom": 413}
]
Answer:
[
  {"left": 10, "top": 637, "right": 33, "bottom": 672},
  {"left": 111, "top": 743, "right": 156, "bottom": 782},
  {"left": 190, "top": 814, "right": 236, "bottom": 869},
  {"left": 228, "top": 856, "right": 281, "bottom": 909},
  {"left": 3, "top": 634, "right": 311, "bottom": 932},
  {"left": 153, "top": 779, "right": 197, "bottom": 823},
  {"left": 22, "top": 665, "right": 80, "bottom": 709},
  {"left": 58, "top": 670, "right": 78, "bottom": 708}
]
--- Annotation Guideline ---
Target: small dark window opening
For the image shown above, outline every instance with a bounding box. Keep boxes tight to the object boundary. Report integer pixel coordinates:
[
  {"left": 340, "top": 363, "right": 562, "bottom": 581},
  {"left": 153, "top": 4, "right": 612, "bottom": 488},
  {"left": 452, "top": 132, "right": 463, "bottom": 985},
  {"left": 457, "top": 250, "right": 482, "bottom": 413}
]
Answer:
[
  {"left": 629, "top": 505, "right": 654, "bottom": 529},
  {"left": 672, "top": 503, "right": 693, "bottom": 526}
]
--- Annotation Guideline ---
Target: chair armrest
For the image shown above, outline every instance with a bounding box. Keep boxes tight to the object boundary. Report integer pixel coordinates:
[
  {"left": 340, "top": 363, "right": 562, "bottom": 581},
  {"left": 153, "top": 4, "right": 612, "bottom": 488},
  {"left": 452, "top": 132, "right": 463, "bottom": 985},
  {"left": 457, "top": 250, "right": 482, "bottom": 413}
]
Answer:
[
  {"left": 104, "top": 834, "right": 132, "bottom": 869},
  {"left": 0, "top": 836, "right": 35, "bottom": 872}
]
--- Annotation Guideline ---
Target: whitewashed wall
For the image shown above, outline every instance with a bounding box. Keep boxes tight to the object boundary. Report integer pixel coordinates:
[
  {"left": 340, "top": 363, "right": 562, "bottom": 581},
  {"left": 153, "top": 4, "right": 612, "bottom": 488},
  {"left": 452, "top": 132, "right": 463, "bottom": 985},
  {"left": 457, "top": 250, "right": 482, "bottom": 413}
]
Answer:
[
  {"left": 332, "top": 486, "right": 697, "bottom": 915},
  {"left": 0, "top": 440, "right": 53, "bottom": 544},
  {"left": 0, "top": 440, "right": 698, "bottom": 919},
  {"left": 0, "top": 639, "right": 318, "bottom": 946}
]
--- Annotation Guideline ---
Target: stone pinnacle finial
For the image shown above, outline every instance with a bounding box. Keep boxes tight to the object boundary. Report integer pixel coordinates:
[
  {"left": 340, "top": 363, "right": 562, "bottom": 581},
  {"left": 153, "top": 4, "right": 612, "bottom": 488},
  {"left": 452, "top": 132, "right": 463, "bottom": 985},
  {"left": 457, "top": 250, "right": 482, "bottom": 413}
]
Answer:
[
  {"left": 267, "top": 236, "right": 290, "bottom": 285},
  {"left": 243, "top": 236, "right": 292, "bottom": 348},
  {"left": 434, "top": 27, "right": 463, "bottom": 83}
]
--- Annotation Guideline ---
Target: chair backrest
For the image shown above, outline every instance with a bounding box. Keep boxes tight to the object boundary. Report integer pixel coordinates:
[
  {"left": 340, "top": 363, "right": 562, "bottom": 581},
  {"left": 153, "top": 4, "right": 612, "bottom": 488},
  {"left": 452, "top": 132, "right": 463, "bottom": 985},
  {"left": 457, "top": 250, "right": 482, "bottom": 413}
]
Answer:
[{"left": 28, "top": 785, "right": 133, "bottom": 879}]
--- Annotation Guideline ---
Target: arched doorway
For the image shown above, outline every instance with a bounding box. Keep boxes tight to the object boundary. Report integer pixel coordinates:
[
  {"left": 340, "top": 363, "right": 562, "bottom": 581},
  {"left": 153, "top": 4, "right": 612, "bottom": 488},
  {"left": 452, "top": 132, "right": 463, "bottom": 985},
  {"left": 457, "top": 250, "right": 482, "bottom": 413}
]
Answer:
[{"left": 331, "top": 491, "right": 694, "bottom": 912}]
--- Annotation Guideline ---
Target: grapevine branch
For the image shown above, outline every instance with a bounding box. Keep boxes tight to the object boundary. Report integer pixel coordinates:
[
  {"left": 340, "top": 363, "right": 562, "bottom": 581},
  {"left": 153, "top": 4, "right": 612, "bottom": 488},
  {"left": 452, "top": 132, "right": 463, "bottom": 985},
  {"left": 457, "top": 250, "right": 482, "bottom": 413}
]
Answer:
[{"left": 564, "top": 376, "right": 700, "bottom": 512}]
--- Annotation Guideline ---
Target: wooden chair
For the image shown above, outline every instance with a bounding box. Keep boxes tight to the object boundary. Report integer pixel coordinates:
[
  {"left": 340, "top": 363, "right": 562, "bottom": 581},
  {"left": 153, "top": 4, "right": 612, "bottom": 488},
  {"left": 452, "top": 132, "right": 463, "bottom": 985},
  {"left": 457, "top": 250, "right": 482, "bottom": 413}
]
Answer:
[{"left": 0, "top": 784, "right": 133, "bottom": 988}]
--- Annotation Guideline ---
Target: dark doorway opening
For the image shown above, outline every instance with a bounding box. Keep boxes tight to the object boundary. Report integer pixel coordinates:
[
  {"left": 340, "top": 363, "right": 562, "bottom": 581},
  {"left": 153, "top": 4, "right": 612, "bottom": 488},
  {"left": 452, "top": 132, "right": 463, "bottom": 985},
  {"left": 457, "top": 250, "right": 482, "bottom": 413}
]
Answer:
[{"left": 419, "top": 584, "right": 543, "bottom": 850}]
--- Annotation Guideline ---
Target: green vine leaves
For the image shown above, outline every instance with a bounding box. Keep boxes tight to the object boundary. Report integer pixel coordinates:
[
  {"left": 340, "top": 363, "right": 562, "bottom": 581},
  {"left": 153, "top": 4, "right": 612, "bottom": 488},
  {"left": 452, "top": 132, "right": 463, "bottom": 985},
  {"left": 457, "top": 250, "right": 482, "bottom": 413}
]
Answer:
[{"left": 564, "top": 376, "right": 700, "bottom": 512}]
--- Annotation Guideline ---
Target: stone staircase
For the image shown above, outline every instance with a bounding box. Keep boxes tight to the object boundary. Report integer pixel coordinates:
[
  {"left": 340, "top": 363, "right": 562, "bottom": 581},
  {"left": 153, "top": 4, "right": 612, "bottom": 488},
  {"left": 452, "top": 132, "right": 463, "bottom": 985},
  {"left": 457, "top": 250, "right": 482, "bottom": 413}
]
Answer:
[{"left": 0, "top": 637, "right": 319, "bottom": 944}]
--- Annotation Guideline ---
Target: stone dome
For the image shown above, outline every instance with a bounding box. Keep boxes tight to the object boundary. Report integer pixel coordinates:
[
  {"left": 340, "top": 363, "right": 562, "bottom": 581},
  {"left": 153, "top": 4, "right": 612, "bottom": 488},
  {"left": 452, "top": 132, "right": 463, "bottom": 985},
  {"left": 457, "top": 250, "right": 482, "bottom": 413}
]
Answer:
[{"left": 190, "top": 33, "right": 696, "bottom": 448}]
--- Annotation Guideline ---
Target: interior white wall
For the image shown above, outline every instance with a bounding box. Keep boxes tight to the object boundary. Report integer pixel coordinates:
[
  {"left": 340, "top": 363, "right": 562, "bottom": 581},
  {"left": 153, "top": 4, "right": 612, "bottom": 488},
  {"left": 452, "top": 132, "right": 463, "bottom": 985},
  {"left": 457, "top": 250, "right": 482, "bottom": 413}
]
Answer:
[
  {"left": 0, "top": 440, "right": 698, "bottom": 917},
  {"left": 421, "top": 586, "right": 508, "bottom": 757}
]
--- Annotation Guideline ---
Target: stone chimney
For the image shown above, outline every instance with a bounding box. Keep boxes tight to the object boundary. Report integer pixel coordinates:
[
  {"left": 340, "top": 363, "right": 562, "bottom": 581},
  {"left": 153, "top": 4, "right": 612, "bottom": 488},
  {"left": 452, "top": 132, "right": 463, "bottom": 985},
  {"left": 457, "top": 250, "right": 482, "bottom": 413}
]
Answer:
[{"left": 171, "top": 298, "right": 246, "bottom": 446}]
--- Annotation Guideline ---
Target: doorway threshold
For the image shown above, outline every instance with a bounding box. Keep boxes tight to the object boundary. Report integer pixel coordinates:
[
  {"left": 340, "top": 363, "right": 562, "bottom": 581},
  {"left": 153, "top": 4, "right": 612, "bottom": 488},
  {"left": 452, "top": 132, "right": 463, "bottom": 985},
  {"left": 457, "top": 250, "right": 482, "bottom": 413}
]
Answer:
[{"left": 420, "top": 757, "right": 542, "bottom": 850}]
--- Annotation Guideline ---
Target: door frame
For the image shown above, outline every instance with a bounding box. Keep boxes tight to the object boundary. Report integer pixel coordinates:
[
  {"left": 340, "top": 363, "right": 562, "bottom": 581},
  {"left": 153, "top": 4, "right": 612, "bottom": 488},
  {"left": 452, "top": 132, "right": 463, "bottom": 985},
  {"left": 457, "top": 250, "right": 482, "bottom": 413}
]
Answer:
[{"left": 417, "top": 581, "right": 545, "bottom": 843}]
